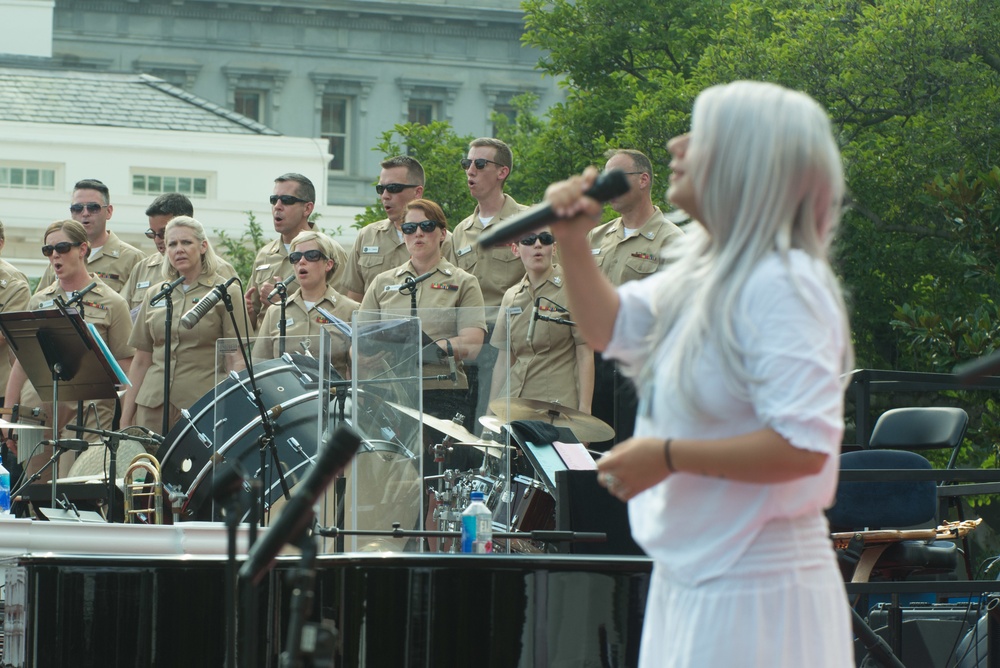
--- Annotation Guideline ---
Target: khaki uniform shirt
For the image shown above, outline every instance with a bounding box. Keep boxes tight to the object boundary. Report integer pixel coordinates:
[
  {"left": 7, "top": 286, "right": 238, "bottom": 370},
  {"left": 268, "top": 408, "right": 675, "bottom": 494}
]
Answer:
[
  {"left": 129, "top": 273, "right": 248, "bottom": 410},
  {"left": 253, "top": 285, "right": 359, "bottom": 379},
  {"left": 0, "top": 260, "right": 30, "bottom": 397},
  {"left": 249, "top": 236, "right": 349, "bottom": 327},
  {"left": 121, "top": 253, "right": 239, "bottom": 318},
  {"left": 35, "top": 232, "right": 145, "bottom": 295},
  {"left": 492, "top": 266, "right": 586, "bottom": 408},
  {"left": 361, "top": 258, "right": 486, "bottom": 390},
  {"left": 451, "top": 194, "right": 530, "bottom": 307},
  {"left": 20, "top": 277, "right": 134, "bottom": 438},
  {"left": 343, "top": 218, "right": 456, "bottom": 298},
  {"left": 587, "top": 207, "right": 684, "bottom": 286}
]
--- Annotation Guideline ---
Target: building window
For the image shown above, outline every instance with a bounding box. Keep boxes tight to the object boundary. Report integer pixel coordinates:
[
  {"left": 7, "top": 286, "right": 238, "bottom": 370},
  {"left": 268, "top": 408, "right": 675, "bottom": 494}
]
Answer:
[
  {"left": 407, "top": 101, "right": 437, "bottom": 126},
  {"left": 0, "top": 166, "right": 57, "bottom": 190},
  {"left": 234, "top": 89, "right": 266, "bottom": 122},
  {"left": 132, "top": 172, "right": 211, "bottom": 198},
  {"left": 321, "top": 96, "right": 349, "bottom": 172}
]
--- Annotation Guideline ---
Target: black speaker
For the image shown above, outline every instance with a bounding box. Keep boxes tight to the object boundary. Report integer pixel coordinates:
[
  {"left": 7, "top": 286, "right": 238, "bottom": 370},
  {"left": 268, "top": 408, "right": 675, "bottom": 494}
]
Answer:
[
  {"left": 555, "top": 469, "right": 645, "bottom": 555},
  {"left": 858, "top": 603, "right": 984, "bottom": 668}
]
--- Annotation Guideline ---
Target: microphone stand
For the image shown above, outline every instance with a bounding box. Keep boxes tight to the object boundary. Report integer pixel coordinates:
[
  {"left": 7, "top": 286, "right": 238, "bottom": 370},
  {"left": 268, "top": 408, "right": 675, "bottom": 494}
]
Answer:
[
  {"left": 153, "top": 279, "right": 185, "bottom": 438},
  {"left": 56, "top": 292, "right": 89, "bottom": 474},
  {"left": 217, "top": 281, "right": 293, "bottom": 526},
  {"left": 274, "top": 281, "right": 289, "bottom": 357}
]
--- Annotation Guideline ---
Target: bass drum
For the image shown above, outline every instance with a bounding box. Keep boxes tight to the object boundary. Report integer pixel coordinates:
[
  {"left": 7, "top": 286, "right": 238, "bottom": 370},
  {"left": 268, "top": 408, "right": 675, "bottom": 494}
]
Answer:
[{"left": 159, "top": 355, "right": 336, "bottom": 521}]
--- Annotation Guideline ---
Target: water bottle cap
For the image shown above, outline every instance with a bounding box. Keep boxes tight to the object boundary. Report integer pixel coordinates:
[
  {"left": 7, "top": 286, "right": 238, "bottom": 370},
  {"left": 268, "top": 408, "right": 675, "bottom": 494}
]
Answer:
[{"left": 470, "top": 491, "right": 485, "bottom": 502}]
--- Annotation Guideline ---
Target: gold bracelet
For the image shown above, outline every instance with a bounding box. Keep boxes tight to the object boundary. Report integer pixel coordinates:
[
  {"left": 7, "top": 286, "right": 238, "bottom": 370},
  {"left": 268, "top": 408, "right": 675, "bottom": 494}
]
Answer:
[{"left": 663, "top": 438, "right": 675, "bottom": 472}]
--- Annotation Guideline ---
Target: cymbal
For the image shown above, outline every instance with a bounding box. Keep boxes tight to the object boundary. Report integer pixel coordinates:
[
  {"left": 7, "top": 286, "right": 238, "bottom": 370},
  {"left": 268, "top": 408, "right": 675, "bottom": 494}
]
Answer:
[
  {"left": 387, "top": 402, "right": 477, "bottom": 444},
  {"left": 0, "top": 418, "right": 50, "bottom": 431},
  {"left": 488, "top": 398, "right": 614, "bottom": 443},
  {"left": 479, "top": 415, "right": 504, "bottom": 434}
]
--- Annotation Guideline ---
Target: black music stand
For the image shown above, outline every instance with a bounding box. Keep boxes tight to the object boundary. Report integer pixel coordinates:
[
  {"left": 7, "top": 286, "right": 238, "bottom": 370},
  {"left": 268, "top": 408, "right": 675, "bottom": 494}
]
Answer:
[{"left": 0, "top": 309, "right": 125, "bottom": 518}]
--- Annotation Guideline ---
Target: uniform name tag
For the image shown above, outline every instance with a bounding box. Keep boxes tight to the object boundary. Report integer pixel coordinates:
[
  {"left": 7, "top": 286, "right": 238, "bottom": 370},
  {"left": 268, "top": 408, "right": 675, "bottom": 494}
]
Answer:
[
  {"left": 508, "top": 306, "right": 523, "bottom": 316},
  {"left": 255, "top": 263, "right": 271, "bottom": 271},
  {"left": 283, "top": 318, "right": 295, "bottom": 327},
  {"left": 136, "top": 281, "right": 151, "bottom": 289},
  {"left": 384, "top": 284, "right": 402, "bottom": 292},
  {"left": 362, "top": 246, "right": 379, "bottom": 254},
  {"left": 39, "top": 299, "right": 55, "bottom": 308},
  {"left": 591, "top": 248, "right": 602, "bottom": 255},
  {"left": 456, "top": 245, "right": 473, "bottom": 257}
]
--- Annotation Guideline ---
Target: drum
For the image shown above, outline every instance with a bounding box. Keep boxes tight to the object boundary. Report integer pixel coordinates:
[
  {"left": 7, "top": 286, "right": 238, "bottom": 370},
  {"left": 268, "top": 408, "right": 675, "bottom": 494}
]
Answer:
[
  {"left": 159, "top": 356, "right": 335, "bottom": 521},
  {"left": 488, "top": 474, "right": 555, "bottom": 553}
]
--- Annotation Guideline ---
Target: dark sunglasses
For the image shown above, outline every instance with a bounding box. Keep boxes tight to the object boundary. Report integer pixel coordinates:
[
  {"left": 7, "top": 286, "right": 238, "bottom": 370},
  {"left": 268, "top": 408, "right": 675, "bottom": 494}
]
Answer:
[
  {"left": 288, "top": 249, "right": 327, "bottom": 263},
  {"left": 269, "top": 194, "right": 311, "bottom": 206},
  {"left": 42, "top": 241, "right": 83, "bottom": 257},
  {"left": 69, "top": 202, "right": 105, "bottom": 214},
  {"left": 519, "top": 232, "right": 555, "bottom": 246},
  {"left": 145, "top": 229, "right": 165, "bottom": 239},
  {"left": 375, "top": 183, "right": 419, "bottom": 195},
  {"left": 460, "top": 158, "right": 504, "bottom": 170},
  {"left": 401, "top": 220, "right": 441, "bottom": 235}
]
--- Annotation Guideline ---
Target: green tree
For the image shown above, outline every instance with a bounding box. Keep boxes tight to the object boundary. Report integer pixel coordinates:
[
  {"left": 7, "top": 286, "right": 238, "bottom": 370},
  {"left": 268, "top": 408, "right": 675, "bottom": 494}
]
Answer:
[{"left": 214, "top": 210, "right": 266, "bottom": 285}]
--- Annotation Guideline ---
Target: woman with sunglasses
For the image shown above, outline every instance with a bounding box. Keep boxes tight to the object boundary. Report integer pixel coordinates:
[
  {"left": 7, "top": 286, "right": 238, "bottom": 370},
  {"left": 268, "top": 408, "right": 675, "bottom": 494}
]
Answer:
[
  {"left": 360, "top": 198, "right": 486, "bottom": 429},
  {"left": 544, "top": 82, "right": 853, "bottom": 667},
  {"left": 253, "top": 230, "right": 359, "bottom": 378},
  {"left": 4, "top": 220, "right": 134, "bottom": 482},
  {"left": 121, "top": 216, "right": 249, "bottom": 436},
  {"left": 489, "top": 228, "right": 593, "bottom": 413}
]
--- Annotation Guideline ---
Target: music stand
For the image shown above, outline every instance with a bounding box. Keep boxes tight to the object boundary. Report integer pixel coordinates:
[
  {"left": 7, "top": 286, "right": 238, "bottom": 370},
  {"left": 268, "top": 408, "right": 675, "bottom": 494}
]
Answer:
[{"left": 0, "top": 308, "right": 125, "bottom": 516}]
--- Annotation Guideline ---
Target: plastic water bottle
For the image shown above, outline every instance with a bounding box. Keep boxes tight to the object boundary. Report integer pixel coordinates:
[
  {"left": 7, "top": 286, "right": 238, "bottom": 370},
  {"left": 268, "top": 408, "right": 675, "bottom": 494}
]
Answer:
[
  {"left": 0, "top": 454, "right": 11, "bottom": 515},
  {"left": 461, "top": 491, "right": 493, "bottom": 553}
]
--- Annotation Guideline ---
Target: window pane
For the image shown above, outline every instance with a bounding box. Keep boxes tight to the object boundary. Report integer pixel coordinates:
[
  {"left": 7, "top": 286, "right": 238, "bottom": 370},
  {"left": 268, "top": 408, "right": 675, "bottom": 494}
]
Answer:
[
  {"left": 133, "top": 175, "right": 146, "bottom": 194},
  {"left": 235, "top": 90, "right": 262, "bottom": 121},
  {"left": 178, "top": 177, "right": 192, "bottom": 194},
  {"left": 25, "top": 169, "right": 40, "bottom": 188},
  {"left": 10, "top": 169, "right": 23, "bottom": 186},
  {"left": 321, "top": 97, "right": 347, "bottom": 134},
  {"left": 193, "top": 178, "right": 207, "bottom": 197},
  {"left": 328, "top": 137, "right": 345, "bottom": 171},
  {"left": 163, "top": 176, "right": 176, "bottom": 192},
  {"left": 148, "top": 176, "right": 161, "bottom": 193},
  {"left": 408, "top": 101, "right": 435, "bottom": 125}
]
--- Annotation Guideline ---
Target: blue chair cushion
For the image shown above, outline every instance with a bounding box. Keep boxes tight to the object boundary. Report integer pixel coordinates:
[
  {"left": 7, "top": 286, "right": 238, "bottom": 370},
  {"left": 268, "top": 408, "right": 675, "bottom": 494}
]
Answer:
[{"left": 827, "top": 449, "right": 937, "bottom": 530}]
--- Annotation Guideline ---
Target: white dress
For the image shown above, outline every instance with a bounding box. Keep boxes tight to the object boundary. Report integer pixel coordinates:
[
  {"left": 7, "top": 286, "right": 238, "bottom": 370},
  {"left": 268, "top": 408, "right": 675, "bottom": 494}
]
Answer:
[{"left": 604, "top": 250, "right": 854, "bottom": 668}]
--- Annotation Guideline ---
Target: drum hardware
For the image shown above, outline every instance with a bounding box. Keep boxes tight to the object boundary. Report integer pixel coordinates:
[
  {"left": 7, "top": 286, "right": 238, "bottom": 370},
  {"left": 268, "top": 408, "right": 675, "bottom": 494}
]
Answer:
[
  {"left": 478, "top": 415, "right": 504, "bottom": 435},
  {"left": 387, "top": 402, "right": 478, "bottom": 444},
  {"left": 123, "top": 452, "right": 164, "bottom": 524},
  {"left": 488, "top": 398, "right": 615, "bottom": 442},
  {"left": 287, "top": 437, "right": 316, "bottom": 466}
]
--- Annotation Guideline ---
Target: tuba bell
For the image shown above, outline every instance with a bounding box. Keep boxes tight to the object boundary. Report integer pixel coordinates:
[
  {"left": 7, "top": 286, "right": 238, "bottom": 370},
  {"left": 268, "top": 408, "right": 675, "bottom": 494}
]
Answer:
[{"left": 123, "top": 452, "right": 164, "bottom": 524}]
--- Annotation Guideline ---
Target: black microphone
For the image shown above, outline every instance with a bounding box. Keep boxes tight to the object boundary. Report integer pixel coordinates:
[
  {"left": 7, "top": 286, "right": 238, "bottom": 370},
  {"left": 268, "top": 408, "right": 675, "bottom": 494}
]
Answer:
[
  {"left": 266, "top": 273, "right": 297, "bottom": 305},
  {"left": 477, "top": 169, "right": 631, "bottom": 247},
  {"left": 62, "top": 281, "right": 99, "bottom": 308},
  {"left": 397, "top": 270, "right": 436, "bottom": 293},
  {"left": 41, "top": 438, "right": 90, "bottom": 451},
  {"left": 149, "top": 275, "right": 186, "bottom": 306},
  {"left": 238, "top": 424, "right": 363, "bottom": 585},
  {"left": 180, "top": 276, "right": 239, "bottom": 329},
  {"left": 526, "top": 297, "right": 540, "bottom": 343}
]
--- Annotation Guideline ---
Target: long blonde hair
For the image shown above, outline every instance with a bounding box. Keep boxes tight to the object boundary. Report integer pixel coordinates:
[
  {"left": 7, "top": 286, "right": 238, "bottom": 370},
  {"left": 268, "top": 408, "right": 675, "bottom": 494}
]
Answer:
[{"left": 633, "top": 81, "right": 854, "bottom": 411}]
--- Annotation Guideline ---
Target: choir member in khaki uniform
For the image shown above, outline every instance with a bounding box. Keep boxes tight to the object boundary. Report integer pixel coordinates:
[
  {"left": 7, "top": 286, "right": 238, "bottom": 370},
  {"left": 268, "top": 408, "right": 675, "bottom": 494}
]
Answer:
[
  {"left": 122, "top": 216, "right": 249, "bottom": 435},
  {"left": 5, "top": 220, "right": 134, "bottom": 481},
  {"left": 122, "top": 194, "right": 237, "bottom": 319},
  {"left": 253, "top": 230, "right": 358, "bottom": 379},
  {"left": 343, "top": 156, "right": 455, "bottom": 302},
  {"left": 450, "top": 138, "right": 531, "bottom": 308},
  {"left": 360, "top": 199, "right": 486, "bottom": 428},
  {"left": 244, "top": 173, "right": 348, "bottom": 328},
  {"left": 450, "top": 138, "right": 530, "bottom": 424},
  {"left": 587, "top": 149, "right": 687, "bottom": 450},
  {"left": 0, "top": 220, "right": 30, "bottom": 401},
  {"left": 0, "top": 219, "right": 31, "bottom": 483},
  {"left": 35, "top": 179, "right": 145, "bottom": 294},
  {"left": 490, "top": 228, "right": 594, "bottom": 413}
]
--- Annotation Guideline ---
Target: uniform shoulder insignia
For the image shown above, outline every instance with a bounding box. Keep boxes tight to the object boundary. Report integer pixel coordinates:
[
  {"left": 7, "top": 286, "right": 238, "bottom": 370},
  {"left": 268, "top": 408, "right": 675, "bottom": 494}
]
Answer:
[{"left": 553, "top": 276, "right": 563, "bottom": 286}]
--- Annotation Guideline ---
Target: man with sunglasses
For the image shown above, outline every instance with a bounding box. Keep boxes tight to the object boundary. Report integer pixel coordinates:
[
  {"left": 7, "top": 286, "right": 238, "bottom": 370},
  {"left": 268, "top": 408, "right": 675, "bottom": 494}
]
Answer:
[
  {"left": 244, "top": 172, "right": 348, "bottom": 328},
  {"left": 34, "top": 178, "right": 145, "bottom": 295},
  {"left": 342, "top": 156, "right": 455, "bottom": 302},
  {"left": 587, "top": 149, "right": 686, "bottom": 450},
  {"left": 121, "top": 193, "right": 237, "bottom": 320},
  {"left": 451, "top": 138, "right": 530, "bottom": 424}
]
